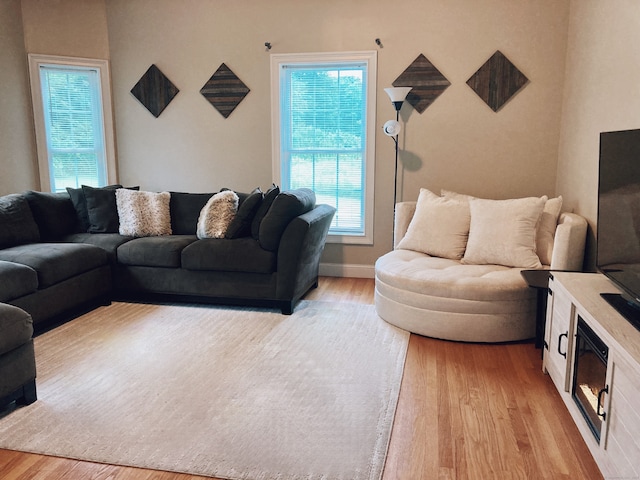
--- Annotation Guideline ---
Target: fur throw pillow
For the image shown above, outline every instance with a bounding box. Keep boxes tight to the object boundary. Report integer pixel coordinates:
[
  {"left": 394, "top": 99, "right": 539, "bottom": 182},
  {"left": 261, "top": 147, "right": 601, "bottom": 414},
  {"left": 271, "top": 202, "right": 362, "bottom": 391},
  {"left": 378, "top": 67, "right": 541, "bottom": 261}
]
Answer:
[
  {"left": 116, "top": 189, "right": 172, "bottom": 237},
  {"left": 197, "top": 190, "right": 239, "bottom": 239}
]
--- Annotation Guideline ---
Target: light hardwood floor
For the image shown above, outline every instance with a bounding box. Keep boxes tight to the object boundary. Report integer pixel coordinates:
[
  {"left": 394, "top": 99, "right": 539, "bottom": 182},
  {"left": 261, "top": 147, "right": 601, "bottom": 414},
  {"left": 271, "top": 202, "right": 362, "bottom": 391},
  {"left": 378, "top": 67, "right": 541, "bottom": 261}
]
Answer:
[{"left": 0, "top": 277, "right": 602, "bottom": 479}]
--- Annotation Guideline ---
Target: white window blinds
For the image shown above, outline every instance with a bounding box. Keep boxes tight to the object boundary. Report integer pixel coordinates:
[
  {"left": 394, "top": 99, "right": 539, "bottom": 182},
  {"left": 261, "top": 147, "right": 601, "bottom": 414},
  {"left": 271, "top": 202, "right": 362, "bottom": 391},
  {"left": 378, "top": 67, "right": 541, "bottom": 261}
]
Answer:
[
  {"left": 275, "top": 52, "right": 376, "bottom": 241},
  {"left": 39, "top": 65, "right": 107, "bottom": 192}
]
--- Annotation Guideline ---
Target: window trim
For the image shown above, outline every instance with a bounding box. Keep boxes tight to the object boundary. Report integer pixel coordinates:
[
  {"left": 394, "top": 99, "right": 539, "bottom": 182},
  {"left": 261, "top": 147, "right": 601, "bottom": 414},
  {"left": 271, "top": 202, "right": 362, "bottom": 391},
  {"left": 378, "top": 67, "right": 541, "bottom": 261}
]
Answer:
[
  {"left": 270, "top": 51, "right": 377, "bottom": 245},
  {"left": 28, "top": 54, "right": 118, "bottom": 192}
]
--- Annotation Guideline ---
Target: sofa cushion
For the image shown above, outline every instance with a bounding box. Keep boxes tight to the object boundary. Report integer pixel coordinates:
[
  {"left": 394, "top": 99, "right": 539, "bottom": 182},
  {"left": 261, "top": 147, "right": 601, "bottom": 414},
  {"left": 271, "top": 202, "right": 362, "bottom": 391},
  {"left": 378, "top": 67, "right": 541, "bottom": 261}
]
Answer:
[
  {"left": 251, "top": 184, "right": 279, "bottom": 239},
  {"left": 24, "top": 191, "right": 78, "bottom": 240},
  {"left": 0, "top": 303, "right": 33, "bottom": 357},
  {"left": 196, "top": 190, "right": 239, "bottom": 239},
  {"left": 169, "top": 192, "right": 215, "bottom": 235},
  {"left": 0, "top": 194, "right": 40, "bottom": 249},
  {"left": 0, "top": 260, "right": 38, "bottom": 302},
  {"left": 67, "top": 184, "right": 122, "bottom": 232},
  {"left": 83, "top": 185, "right": 139, "bottom": 233},
  {"left": 61, "top": 232, "right": 134, "bottom": 263},
  {"left": 116, "top": 190, "right": 172, "bottom": 237},
  {"left": 397, "top": 188, "right": 470, "bottom": 260},
  {"left": 258, "top": 188, "right": 316, "bottom": 252},
  {"left": 0, "top": 243, "right": 108, "bottom": 288},
  {"left": 376, "top": 248, "right": 531, "bottom": 302},
  {"left": 225, "top": 188, "right": 264, "bottom": 239},
  {"left": 117, "top": 235, "right": 198, "bottom": 268},
  {"left": 181, "top": 237, "right": 276, "bottom": 273},
  {"left": 463, "top": 196, "right": 545, "bottom": 269}
]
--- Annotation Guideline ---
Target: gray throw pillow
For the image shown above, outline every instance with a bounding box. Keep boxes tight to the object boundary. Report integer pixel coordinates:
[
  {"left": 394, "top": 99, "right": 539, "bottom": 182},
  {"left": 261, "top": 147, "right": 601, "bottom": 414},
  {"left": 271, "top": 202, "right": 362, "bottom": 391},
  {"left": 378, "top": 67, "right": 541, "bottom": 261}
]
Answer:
[
  {"left": 251, "top": 184, "right": 279, "bottom": 240},
  {"left": 225, "top": 188, "right": 263, "bottom": 239}
]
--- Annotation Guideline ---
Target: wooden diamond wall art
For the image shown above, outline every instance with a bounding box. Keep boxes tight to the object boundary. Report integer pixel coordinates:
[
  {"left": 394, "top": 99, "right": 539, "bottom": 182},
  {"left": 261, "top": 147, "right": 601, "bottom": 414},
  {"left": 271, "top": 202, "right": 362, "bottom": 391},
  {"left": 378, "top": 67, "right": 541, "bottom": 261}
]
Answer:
[
  {"left": 467, "top": 51, "right": 529, "bottom": 112},
  {"left": 200, "top": 63, "right": 250, "bottom": 118},
  {"left": 392, "top": 54, "right": 451, "bottom": 114},
  {"left": 130, "top": 64, "right": 179, "bottom": 118}
]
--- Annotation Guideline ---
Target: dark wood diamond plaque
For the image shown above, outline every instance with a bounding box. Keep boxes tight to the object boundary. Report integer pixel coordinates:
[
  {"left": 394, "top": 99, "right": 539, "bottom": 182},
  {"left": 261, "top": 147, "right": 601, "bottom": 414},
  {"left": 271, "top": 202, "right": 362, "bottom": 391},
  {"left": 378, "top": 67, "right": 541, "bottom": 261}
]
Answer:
[
  {"left": 130, "top": 64, "right": 179, "bottom": 118},
  {"left": 467, "top": 51, "right": 529, "bottom": 112},
  {"left": 392, "top": 54, "right": 451, "bottom": 114},
  {"left": 200, "top": 63, "right": 250, "bottom": 118}
]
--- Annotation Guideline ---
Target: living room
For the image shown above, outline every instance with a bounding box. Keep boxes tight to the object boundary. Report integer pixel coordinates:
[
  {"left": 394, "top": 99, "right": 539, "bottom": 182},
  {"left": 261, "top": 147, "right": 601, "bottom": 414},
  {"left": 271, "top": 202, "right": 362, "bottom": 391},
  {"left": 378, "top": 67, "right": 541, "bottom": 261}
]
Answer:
[{"left": 1, "top": 1, "right": 638, "bottom": 479}]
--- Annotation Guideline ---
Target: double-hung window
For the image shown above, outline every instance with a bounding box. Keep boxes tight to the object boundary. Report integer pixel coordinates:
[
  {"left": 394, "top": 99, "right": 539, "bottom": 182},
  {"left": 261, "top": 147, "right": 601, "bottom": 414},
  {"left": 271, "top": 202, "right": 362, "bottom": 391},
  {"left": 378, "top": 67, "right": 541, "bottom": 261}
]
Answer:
[
  {"left": 271, "top": 51, "right": 377, "bottom": 244},
  {"left": 28, "top": 55, "right": 117, "bottom": 192}
]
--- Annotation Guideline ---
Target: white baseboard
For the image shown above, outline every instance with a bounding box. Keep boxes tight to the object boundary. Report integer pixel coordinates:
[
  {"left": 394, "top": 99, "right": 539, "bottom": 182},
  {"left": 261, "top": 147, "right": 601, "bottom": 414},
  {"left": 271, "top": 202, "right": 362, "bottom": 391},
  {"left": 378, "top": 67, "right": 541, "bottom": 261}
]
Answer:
[{"left": 319, "top": 263, "right": 375, "bottom": 278}]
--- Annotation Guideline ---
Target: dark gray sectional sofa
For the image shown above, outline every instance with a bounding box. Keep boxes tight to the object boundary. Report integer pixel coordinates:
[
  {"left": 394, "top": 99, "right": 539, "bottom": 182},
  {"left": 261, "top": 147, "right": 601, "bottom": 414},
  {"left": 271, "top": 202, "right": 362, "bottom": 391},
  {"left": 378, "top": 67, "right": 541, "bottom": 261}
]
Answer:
[{"left": 0, "top": 186, "right": 335, "bottom": 333}]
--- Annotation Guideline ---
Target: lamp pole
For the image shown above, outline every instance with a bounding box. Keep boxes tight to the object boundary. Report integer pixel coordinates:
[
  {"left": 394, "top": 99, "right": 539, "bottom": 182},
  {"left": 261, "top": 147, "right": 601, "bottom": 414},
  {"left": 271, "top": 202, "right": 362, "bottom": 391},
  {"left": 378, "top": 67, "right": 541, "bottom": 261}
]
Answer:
[{"left": 383, "top": 87, "right": 412, "bottom": 247}]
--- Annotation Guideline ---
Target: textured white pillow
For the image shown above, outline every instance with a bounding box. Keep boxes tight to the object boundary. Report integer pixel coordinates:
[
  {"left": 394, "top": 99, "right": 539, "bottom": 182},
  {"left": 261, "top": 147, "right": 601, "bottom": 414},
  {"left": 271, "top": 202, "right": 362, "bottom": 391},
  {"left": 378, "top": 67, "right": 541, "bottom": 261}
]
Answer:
[
  {"left": 116, "top": 189, "right": 171, "bottom": 237},
  {"left": 397, "top": 188, "right": 470, "bottom": 260},
  {"left": 444, "top": 190, "right": 562, "bottom": 266},
  {"left": 536, "top": 196, "right": 563, "bottom": 266},
  {"left": 463, "top": 196, "right": 546, "bottom": 268},
  {"left": 197, "top": 190, "right": 239, "bottom": 239}
]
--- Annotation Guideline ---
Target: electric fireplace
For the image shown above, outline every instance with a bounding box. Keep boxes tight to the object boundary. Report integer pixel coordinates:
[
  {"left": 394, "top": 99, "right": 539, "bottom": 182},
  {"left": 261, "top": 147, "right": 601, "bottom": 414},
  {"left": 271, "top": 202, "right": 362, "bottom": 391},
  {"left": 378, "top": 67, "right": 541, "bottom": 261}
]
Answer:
[{"left": 572, "top": 317, "right": 609, "bottom": 443}]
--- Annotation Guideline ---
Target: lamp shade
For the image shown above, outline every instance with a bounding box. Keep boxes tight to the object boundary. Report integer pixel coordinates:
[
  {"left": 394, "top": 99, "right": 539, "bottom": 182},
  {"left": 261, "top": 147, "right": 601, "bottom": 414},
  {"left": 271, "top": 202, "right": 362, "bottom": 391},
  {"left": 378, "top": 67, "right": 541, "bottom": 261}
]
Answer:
[
  {"left": 384, "top": 86, "right": 412, "bottom": 103},
  {"left": 383, "top": 119, "right": 401, "bottom": 136}
]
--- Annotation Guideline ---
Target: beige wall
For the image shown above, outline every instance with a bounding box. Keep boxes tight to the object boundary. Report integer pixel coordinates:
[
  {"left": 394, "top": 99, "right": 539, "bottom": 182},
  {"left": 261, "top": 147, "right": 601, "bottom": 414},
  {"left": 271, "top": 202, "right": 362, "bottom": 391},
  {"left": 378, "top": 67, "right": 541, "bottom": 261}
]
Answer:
[
  {"left": 21, "top": 0, "right": 110, "bottom": 59},
  {"left": 557, "top": 0, "right": 640, "bottom": 270},
  {"left": 106, "top": 0, "right": 570, "bottom": 272},
  {"left": 0, "top": 0, "right": 37, "bottom": 195}
]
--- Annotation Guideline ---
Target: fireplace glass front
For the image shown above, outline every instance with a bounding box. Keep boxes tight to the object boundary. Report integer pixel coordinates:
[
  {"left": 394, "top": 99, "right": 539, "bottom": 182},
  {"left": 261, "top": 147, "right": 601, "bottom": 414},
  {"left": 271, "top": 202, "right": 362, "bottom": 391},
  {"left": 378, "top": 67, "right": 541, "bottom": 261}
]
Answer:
[{"left": 572, "top": 316, "right": 609, "bottom": 443}]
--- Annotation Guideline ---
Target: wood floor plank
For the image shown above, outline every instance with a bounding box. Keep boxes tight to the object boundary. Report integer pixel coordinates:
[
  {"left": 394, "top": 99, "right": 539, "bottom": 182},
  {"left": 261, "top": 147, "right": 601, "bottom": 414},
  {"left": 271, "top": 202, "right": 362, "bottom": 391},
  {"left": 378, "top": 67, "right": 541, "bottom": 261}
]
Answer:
[{"left": 0, "top": 277, "right": 602, "bottom": 479}]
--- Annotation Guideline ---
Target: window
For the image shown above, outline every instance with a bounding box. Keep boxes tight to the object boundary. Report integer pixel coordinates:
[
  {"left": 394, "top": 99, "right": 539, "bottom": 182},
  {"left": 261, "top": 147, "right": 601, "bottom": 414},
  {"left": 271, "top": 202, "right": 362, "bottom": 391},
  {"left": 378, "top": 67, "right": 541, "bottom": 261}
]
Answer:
[
  {"left": 271, "top": 51, "right": 377, "bottom": 244},
  {"left": 28, "top": 55, "right": 117, "bottom": 192}
]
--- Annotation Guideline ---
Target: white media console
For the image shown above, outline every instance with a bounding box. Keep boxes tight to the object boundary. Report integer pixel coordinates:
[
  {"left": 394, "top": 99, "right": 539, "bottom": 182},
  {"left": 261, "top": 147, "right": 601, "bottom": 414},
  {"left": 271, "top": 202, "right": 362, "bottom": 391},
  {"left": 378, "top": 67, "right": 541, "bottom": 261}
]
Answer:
[{"left": 543, "top": 272, "right": 640, "bottom": 478}]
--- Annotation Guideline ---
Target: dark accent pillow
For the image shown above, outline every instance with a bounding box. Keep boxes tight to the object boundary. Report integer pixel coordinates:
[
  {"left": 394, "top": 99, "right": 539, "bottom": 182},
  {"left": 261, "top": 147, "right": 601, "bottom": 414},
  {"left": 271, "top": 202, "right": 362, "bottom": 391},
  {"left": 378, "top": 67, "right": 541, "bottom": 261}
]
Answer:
[
  {"left": 251, "top": 184, "right": 280, "bottom": 240},
  {"left": 24, "top": 190, "right": 78, "bottom": 240},
  {"left": 169, "top": 192, "right": 215, "bottom": 235},
  {"left": 67, "top": 184, "right": 122, "bottom": 232},
  {"left": 258, "top": 188, "right": 316, "bottom": 251},
  {"left": 225, "top": 188, "right": 263, "bottom": 239},
  {"left": 83, "top": 185, "right": 139, "bottom": 233},
  {"left": 0, "top": 194, "right": 40, "bottom": 249}
]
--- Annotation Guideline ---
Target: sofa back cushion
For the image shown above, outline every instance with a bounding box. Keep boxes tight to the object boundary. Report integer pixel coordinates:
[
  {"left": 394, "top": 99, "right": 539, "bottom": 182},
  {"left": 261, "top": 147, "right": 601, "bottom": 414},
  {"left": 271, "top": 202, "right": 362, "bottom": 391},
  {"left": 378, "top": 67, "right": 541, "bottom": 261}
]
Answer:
[
  {"left": 24, "top": 191, "right": 78, "bottom": 240},
  {"left": 258, "top": 188, "right": 316, "bottom": 251},
  {"left": 0, "top": 194, "right": 40, "bottom": 249},
  {"left": 169, "top": 192, "right": 215, "bottom": 235}
]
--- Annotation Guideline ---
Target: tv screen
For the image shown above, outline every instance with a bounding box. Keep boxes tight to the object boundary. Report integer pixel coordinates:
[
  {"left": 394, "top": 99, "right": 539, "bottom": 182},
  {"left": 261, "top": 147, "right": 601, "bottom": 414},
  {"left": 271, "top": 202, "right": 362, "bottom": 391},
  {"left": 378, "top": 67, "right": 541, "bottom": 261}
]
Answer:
[{"left": 597, "top": 128, "right": 640, "bottom": 330}]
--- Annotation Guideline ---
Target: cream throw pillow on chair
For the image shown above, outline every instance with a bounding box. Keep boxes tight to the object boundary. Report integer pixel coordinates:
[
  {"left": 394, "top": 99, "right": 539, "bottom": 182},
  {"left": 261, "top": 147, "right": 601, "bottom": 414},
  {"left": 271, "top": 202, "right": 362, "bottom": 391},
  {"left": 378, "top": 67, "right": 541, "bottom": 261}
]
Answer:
[
  {"left": 462, "top": 196, "right": 546, "bottom": 268},
  {"left": 397, "top": 188, "right": 470, "bottom": 260}
]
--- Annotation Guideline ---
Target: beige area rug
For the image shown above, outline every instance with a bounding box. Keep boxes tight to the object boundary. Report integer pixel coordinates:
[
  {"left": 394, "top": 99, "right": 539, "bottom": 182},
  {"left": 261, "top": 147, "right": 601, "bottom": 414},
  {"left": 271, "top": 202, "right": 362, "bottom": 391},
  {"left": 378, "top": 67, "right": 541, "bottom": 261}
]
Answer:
[{"left": 0, "top": 300, "right": 409, "bottom": 480}]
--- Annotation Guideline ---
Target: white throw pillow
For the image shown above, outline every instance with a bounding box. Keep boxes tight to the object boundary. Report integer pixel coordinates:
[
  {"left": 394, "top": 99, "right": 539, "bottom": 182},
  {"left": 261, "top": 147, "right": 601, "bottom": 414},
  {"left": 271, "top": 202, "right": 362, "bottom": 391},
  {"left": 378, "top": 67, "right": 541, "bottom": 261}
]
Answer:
[
  {"left": 116, "top": 189, "right": 172, "bottom": 237},
  {"left": 536, "top": 196, "right": 563, "bottom": 266},
  {"left": 197, "top": 190, "right": 239, "bottom": 239},
  {"left": 444, "top": 190, "right": 562, "bottom": 266},
  {"left": 463, "top": 196, "right": 546, "bottom": 268},
  {"left": 397, "top": 188, "right": 470, "bottom": 260}
]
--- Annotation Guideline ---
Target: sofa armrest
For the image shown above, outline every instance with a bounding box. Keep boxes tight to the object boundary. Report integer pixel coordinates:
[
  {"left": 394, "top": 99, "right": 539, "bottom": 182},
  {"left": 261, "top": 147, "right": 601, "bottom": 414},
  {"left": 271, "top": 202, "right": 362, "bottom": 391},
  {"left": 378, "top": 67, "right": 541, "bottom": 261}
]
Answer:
[
  {"left": 275, "top": 204, "right": 336, "bottom": 304},
  {"left": 550, "top": 212, "right": 588, "bottom": 271},
  {"left": 394, "top": 201, "right": 417, "bottom": 249}
]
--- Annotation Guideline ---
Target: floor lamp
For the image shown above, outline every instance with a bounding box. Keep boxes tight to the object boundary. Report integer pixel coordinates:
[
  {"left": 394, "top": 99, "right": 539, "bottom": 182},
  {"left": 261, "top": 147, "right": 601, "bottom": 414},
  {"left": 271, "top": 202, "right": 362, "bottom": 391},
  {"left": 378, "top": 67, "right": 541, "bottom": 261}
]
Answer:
[{"left": 383, "top": 86, "right": 412, "bottom": 245}]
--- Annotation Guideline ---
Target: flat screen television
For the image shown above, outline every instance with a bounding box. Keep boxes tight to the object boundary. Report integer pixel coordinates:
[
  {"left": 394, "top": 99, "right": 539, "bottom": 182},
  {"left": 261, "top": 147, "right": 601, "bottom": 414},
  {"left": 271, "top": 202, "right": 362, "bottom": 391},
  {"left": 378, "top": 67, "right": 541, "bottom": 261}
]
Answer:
[{"left": 597, "top": 128, "right": 640, "bottom": 331}]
